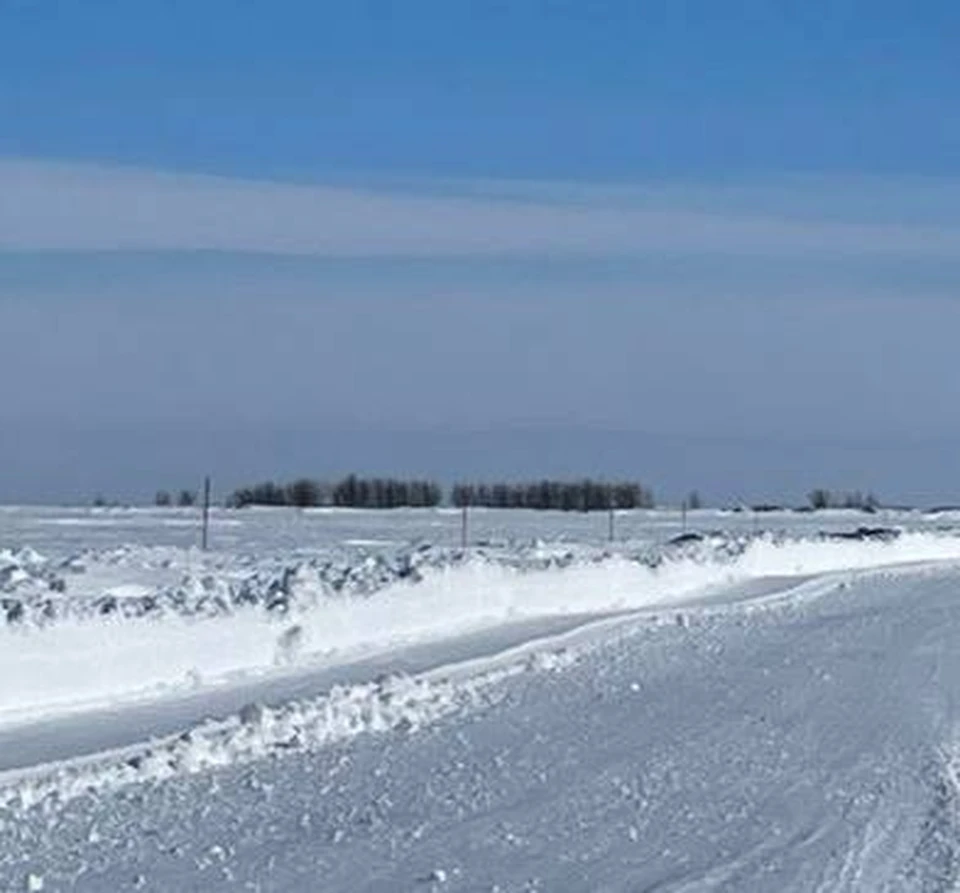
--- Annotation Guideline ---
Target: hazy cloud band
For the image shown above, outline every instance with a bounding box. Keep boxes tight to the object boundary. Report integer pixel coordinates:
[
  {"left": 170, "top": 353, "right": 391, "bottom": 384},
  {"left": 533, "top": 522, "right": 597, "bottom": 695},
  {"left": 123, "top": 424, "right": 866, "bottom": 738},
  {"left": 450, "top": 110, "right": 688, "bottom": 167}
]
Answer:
[{"left": 3, "top": 159, "right": 960, "bottom": 258}]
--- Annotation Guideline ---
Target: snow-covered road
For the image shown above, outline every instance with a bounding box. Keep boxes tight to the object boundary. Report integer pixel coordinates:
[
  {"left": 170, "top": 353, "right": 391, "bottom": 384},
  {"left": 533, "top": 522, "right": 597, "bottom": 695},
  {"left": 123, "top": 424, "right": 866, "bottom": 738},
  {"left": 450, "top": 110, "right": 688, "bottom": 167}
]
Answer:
[{"left": 5, "top": 510, "right": 960, "bottom": 890}]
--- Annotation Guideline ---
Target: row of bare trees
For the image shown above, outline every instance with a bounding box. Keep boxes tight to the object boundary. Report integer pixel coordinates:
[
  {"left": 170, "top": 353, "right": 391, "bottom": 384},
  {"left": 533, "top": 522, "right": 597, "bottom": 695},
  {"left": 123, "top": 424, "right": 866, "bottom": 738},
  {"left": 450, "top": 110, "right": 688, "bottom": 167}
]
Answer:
[
  {"left": 222, "top": 477, "right": 655, "bottom": 511},
  {"left": 807, "top": 489, "right": 879, "bottom": 511},
  {"left": 153, "top": 489, "right": 197, "bottom": 507},
  {"left": 226, "top": 476, "right": 442, "bottom": 509},
  {"left": 147, "top": 481, "right": 880, "bottom": 512},
  {"left": 451, "top": 479, "right": 655, "bottom": 511}
]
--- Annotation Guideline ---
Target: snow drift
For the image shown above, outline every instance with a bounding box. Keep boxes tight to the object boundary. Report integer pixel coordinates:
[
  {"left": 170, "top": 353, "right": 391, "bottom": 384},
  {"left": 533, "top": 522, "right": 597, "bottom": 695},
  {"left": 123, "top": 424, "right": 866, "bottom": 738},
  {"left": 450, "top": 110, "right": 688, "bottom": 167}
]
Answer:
[{"left": 2, "top": 531, "right": 960, "bottom": 727}]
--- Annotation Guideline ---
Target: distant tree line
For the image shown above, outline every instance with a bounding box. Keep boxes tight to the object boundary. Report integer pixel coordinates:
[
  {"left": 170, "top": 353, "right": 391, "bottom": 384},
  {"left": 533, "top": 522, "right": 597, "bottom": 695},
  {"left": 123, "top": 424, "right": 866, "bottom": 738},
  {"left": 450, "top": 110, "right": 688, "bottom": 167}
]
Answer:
[
  {"left": 133, "top": 482, "right": 884, "bottom": 514},
  {"left": 807, "top": 489, "right": 879, "bottom": 511},
  {"left": 331, "top": 476, "right": 442, "bottom": 509},
  {"left": 222, "top": 476, "right": 655, "bottom": 511},
  {"left": 154, "top": 489, "right": 198, "bottom": 508},
  {"left": 227, "top": 476, "right": 442, "bottom": 509},
  {"left": 451, "top": 479, "right": 655, "bottom": 511}
]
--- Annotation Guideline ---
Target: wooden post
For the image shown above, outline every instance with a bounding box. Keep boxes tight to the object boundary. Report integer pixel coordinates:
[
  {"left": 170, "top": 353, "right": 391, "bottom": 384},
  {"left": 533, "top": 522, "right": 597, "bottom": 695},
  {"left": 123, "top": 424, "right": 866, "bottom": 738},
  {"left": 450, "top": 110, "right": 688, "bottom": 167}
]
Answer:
[
  {"left": 461, "top": 502, "right": 469, "bottom": 549},
  {"left": 608, "top": 505, "right": 615, "bottom": 542},
  {"left": 681, "top": 499, "right": 687, "bottom": 534},
  {"left": 201, "top": 475, "right": 211, "bottom": 551}
]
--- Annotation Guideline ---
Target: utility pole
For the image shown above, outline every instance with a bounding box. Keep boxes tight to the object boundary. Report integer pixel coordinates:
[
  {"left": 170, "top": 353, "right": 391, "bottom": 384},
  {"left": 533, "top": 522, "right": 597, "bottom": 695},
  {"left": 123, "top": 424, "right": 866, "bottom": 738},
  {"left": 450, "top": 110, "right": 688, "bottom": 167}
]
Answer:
[{"left": 201, "top": 475, "right": 211, "bottom": 551}]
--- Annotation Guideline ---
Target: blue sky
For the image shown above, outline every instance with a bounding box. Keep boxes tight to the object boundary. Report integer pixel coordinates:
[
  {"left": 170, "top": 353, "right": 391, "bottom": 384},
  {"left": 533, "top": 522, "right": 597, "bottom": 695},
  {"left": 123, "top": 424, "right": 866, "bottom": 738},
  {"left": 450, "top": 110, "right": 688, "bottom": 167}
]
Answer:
[
  {"left": 2, "top": 2, "right": 960, "bottom": 503},
  {"left": 4, "top": 1, "right": 959, "bottom": 178}
]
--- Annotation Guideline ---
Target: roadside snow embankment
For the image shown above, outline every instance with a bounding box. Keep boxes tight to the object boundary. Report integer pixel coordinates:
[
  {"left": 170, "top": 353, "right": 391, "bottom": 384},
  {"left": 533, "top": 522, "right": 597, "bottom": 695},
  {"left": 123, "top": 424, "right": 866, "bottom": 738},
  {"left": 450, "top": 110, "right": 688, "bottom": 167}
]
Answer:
[
  {"left": 0, "top": 645, "right": 580, "bottom": 812},
  {"left": 1, "top": 531, "right": 960, "bottom": 727}
]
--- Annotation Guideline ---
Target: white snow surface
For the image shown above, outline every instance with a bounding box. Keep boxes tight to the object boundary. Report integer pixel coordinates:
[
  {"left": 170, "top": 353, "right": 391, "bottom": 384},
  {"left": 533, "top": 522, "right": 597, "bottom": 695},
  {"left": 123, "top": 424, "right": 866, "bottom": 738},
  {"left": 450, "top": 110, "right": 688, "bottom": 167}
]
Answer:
[{"left": 5, "top": 507, "right": 960, "bottom": 890}]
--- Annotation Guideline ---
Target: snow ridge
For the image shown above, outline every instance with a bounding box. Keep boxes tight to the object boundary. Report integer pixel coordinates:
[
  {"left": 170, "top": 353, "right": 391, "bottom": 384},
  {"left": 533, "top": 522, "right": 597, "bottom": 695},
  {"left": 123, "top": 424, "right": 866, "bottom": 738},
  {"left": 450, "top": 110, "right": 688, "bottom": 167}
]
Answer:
[
  {"left": 0, "top": 648, "right": 577, "bottom": 814},
  {"left": 2, "top": 528, "right": 954, "bottom": 629},
  {"left": 3, "top": 531, "right": 960, "bottom": 728}
]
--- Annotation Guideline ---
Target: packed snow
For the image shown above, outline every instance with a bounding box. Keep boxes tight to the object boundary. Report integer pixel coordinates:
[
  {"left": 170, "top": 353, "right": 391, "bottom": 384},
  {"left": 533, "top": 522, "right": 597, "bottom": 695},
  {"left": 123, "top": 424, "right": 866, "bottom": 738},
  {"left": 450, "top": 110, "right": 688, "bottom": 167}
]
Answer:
[{"left": 4, "top": 506, "right": 960, "bottom": 890}]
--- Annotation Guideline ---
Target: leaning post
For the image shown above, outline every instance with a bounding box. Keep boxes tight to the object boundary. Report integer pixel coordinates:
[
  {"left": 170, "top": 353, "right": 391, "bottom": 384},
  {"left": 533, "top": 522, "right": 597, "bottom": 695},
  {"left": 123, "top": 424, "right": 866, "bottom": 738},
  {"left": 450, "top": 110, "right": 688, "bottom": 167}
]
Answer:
[{"left": 201, "top": 475, "right": 211, "bottom": 551}]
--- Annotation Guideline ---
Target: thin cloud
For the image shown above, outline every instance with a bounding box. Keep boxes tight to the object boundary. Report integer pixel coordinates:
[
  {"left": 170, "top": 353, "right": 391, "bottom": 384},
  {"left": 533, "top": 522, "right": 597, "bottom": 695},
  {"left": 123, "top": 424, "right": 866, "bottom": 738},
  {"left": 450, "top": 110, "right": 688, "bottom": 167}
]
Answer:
[{"left": 2, "top": 158, "right": 960, "bottom": 257}]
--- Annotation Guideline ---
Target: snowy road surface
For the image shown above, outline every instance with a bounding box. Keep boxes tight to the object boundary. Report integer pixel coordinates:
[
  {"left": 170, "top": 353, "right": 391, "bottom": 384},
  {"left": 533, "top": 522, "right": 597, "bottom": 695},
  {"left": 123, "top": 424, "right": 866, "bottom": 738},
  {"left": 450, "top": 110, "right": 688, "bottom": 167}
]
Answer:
[{"left": 4, "top": 508, "right": 960, "bottom": 890}]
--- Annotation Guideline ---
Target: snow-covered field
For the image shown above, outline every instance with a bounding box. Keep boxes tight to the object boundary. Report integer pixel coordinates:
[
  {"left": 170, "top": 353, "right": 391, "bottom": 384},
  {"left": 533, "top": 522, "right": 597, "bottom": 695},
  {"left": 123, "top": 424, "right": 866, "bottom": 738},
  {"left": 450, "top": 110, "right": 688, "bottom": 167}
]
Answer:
[{"left": 5, "top": 506, "right": 960, "bottom": 891}]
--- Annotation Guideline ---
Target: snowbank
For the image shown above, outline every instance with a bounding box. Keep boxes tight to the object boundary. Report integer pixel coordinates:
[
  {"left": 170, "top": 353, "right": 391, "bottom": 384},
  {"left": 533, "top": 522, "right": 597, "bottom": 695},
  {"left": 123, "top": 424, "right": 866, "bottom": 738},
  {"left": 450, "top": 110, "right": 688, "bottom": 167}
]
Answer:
[
  {"left": 0, "top": 646, "right": 580, "bottom": 812},
  {"left": 1, "top": 531, "right": 960, "bottom": 727}
]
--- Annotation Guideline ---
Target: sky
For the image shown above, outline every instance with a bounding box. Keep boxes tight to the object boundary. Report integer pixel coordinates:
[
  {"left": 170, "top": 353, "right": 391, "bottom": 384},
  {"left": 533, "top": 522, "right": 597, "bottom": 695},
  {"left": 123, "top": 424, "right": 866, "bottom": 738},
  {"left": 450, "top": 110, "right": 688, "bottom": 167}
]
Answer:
[{"left": 2, "top": 1, "right": 960, "bottom": 505}]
